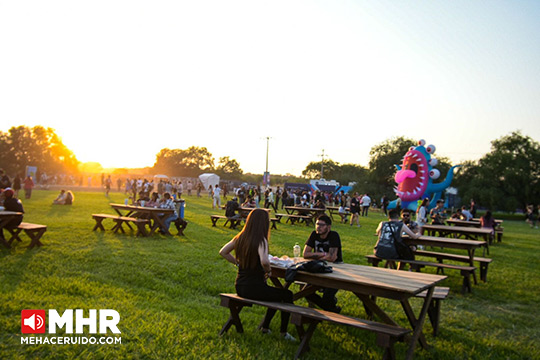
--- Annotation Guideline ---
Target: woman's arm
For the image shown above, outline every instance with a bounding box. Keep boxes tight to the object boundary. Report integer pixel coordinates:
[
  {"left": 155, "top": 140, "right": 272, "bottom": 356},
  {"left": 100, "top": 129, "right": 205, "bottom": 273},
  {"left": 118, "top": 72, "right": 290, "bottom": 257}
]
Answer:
[
  {"left": 258, "top": 239, "right": 272, "bottom": 276},
  {"left": 219, "top": 239, "right": 238, "bottom": 266}
]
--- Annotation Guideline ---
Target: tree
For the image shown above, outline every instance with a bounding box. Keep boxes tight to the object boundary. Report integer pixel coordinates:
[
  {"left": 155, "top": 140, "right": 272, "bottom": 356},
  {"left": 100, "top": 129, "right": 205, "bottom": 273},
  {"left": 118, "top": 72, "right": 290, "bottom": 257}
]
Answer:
[
  {"left": 153, "top": 146, "right": 215, "bottom": 177},
  {"left": 302, "top": 159, "right": 341, "bottom": 180},
  {"left": 0, "top": 125, "right": 79, "bottom": 176},
  {"left": 454, "top": 131, "right": 540, "bottom": 211},
  {"left": 216, "top": 156, "right": 243, "bottom": 179}
]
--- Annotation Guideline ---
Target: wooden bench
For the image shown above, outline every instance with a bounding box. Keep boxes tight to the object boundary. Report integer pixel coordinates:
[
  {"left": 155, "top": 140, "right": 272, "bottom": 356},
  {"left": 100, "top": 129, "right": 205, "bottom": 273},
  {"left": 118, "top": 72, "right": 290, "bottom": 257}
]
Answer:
[
  {"left": 210, "top": 215, "right": 244, "bottom": 229},
  {"left": 414, "top": 250, "right": 493, "bottom": 282},
  {"left": 219, "top": 293, "right": 410, "bottom": 360},
  {"left": 495, "top": 227, "right": 503, "bottom": 243},
  {"left": 210, "top": 215, "right": 279, "bottom": 230},
  {"left": 92, "top": 214, "right": 149, "bottom": 236},
  {"left": 6, "top": 222, "right": 47, "bottom": 249},
  {"left": 415, "top": 287, "right": 450, "bottom": 336},
  {"left": 275, "top": 213, "right": 313, "bottom": 226},
  {"left": 365, "top": 255, "right": 475, "bottom": 294}
]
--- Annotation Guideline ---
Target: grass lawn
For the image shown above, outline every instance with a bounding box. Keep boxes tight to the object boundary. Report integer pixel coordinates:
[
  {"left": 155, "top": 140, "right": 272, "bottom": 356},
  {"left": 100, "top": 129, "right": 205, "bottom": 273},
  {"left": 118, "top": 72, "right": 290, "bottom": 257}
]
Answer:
[{"left": 1, "top": 190, "right": 539, "bottom": 359}]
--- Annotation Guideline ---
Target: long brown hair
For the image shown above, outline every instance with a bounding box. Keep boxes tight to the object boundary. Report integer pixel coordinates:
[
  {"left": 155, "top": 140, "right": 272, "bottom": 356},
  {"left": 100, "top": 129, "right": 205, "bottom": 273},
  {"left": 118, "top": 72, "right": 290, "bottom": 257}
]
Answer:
[{"left": 234, "top": 209, "right": 270, "bottom": 269}]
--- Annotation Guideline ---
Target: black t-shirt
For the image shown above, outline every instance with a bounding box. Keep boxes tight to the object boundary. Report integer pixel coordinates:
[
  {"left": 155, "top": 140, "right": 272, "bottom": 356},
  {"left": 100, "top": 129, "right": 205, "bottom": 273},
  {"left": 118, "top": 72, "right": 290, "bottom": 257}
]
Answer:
[
  {"left": 350, "top": 197, "right": 360, "bottom": 214},
  {"left": 305, "top": 230, "right": 343, "bottom": 263},
  {"left": 225, "top": 200, "right": 239, "bottom": 217}
]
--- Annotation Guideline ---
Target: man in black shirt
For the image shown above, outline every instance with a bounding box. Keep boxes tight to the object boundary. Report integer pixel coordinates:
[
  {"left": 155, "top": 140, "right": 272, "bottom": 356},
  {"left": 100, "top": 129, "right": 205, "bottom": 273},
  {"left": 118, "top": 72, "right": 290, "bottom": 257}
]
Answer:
[
  {"left": 0, "top": 188, "right": 24, "bottom": 244},
  {"left": 302, "top": 214, "right": 342, "bottom": 313}
]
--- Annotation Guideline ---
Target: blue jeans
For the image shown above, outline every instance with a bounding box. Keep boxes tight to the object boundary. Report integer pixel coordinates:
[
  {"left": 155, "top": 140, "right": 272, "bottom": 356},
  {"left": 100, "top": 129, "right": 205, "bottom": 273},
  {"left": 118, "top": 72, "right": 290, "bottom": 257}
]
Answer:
[{"left": 163, "top": 214, "right": 178, "bottom": 232}]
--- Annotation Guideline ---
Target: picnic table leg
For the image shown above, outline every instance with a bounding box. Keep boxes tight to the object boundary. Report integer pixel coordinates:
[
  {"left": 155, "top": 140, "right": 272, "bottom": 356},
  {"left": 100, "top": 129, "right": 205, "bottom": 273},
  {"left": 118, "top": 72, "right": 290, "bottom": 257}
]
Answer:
[
  {"left": 92, "top": 217, "right": 106, "bottom": 231},
  {"left": 400, "top": 298, "right": 429, "bottom": 350},
  {"left": 404, "top": 287, "right": 433, "bottom": 360},
  {"left": 354, "top": 293, "right": 400, "bottom": 327},
  {"left": 27, "top": 228, "right": 46, "bottom": 249},
  {"left": 7, "top": 228, "right": 24, "bottom": 246},
  {"left": 150, "top": 213, "right": 170, "bottom": 236},
  {"left": 468, "top": 249, "right": 478, "bottom": 285},
  {"left": 220, "top": 303, "right": 245, "bottom": 335},
  {"left": 292, "top": 319, "right": 318, "bottom": 359},
  {"left": 113, "top": 209, "right": 134, "bottom": 230}
]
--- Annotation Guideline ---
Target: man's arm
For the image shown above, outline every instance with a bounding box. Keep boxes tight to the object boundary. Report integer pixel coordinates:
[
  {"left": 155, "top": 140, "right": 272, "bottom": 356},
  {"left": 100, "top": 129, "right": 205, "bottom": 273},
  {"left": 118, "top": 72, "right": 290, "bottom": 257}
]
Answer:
[{"left": 303, "top": 245, "right": 325, "bottom": 260}]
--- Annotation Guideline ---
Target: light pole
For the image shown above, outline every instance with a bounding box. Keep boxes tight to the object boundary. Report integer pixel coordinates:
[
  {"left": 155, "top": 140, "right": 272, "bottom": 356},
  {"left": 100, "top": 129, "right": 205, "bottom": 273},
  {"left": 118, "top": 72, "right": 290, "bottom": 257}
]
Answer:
[
  {"left": 264, "top": 137, "right": 272, "bottom": 185},
  {"left": 319, "top": 149, "right": 326, "bottom": 180}
]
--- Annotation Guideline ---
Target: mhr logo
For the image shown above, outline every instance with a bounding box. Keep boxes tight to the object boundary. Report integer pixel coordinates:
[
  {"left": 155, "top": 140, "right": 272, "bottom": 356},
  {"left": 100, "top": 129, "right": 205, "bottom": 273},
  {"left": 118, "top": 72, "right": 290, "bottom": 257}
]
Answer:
[{"left": 21, "top": 309, "right": 121, "bottom": 334}]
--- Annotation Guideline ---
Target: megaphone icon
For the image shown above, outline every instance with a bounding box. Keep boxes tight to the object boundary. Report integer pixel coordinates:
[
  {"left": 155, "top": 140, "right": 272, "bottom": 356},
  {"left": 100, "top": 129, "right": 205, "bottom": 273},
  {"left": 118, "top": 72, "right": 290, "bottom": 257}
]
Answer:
[{"left": 23, "top": 313, "right": 44, "bottom": 330}]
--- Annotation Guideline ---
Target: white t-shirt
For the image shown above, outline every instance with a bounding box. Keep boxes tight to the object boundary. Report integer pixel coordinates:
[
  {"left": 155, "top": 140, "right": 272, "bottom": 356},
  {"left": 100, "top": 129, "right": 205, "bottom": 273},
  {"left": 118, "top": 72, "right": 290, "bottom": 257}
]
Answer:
[{"left": 361, "top": 196, "right": 371, "bottom": 206}]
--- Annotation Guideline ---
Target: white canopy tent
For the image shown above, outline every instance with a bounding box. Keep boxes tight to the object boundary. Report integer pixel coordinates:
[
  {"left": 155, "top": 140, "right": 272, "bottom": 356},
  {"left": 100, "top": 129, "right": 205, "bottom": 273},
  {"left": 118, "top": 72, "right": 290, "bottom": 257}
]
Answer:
[{"left": 198, "top": 173, "right": 220, "bottom": 190}]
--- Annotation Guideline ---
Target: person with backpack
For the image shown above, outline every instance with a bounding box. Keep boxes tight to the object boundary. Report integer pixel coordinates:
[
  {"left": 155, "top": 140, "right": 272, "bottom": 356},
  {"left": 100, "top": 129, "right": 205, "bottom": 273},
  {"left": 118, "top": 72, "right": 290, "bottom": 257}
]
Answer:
[{"left": 374, "top": 209, "right": 420, "bottom": 260}]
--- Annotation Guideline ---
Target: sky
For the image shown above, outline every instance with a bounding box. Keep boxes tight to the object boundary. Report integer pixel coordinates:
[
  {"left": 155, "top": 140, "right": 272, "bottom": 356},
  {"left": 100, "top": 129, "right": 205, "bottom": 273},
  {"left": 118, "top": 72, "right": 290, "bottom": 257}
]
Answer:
[{"left": 1, "top": 1, "right": 539, "bottom": 176}]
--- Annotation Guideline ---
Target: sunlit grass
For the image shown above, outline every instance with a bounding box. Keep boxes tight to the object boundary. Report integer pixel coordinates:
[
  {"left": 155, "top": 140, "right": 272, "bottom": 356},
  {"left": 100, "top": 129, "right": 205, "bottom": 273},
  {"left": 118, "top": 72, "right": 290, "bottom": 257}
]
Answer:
[{"left": 1, "top": 189, "right": 539, "bottom": 359}]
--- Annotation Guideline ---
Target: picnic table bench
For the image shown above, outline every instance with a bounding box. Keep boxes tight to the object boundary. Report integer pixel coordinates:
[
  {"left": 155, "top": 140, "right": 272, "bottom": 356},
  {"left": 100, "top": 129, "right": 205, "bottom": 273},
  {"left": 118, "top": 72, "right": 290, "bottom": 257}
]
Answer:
[
  {"left": 414, "top": 250, "right": 493, "bottom": 282},
  {"left": 274, "top": 213, "right": 313, "bottom": 226},
  {"left": 4, "top": 222, "right": 47, "bottom": 249},
  {"left": 92, "top": 213, "right": 150, "bottom": 236},
  {"left": 210, "top": 215, "right": 279, "bottom": 230},
  {"left": 326, "top": 206, "right": 351, "bottom": 222},
  {"left": 219, "top": 293, "right": 410, "bottom": 360},
  {"left": 365, "top": 254, "right": 475, "bottom": 294}
]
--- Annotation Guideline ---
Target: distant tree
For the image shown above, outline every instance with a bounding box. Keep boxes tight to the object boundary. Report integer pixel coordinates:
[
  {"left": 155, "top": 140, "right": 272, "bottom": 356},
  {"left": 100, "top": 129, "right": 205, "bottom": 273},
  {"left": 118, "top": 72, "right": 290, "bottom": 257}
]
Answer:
[
  {"left": 302, "top": 159, "right": 341, "bottom": 180},
  {"left": 216, "top": 156, "right": 243, "bottom": 179},
  {"left": 153, "top": 146, "right": 215, "bottom": 177},
  {"left": 0, "top": 125, "right": 79, "bottom": 176},
  {"left": 455, "top": 131, "right": 540, "bottom": 211}
]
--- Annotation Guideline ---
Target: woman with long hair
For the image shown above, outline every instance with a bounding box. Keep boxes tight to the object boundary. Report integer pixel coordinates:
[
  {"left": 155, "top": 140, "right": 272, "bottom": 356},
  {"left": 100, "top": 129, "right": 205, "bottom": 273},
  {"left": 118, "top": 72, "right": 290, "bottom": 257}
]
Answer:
[
  {"left": 416, "top": 198, "right": 430, "bottom": 228},
  {"left": 480, "top": 210, "right": 497, "bottom": 241},
  {"left": 219, "top": 208, "right": 295, "bottom": 340}
]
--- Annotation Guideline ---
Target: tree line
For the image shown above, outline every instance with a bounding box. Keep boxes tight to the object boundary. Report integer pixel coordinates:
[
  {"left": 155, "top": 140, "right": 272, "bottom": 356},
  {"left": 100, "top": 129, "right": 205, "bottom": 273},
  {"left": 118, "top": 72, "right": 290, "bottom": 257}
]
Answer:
[{"left": 0, "top": 125, "right": 538, "bottom": 212}]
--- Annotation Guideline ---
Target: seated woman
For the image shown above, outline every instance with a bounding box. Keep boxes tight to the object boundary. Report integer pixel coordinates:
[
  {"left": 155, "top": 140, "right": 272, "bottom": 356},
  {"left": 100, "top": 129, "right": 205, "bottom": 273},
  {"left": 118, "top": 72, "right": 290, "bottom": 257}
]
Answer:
[
  {"left": 219, "top": 209, "right": 295, "bottom": 341},
  {"left": 480, "top": 210, "right": 497, "bottom": 241},
  {"left": 52, "top": 190, "right": 67, "bottom": 205},
  {"left": 241, "top": 195, "right": 256, "bottom": 208},
  {"left": 145, "top": 192, "right": 160, "bottom": 208}
]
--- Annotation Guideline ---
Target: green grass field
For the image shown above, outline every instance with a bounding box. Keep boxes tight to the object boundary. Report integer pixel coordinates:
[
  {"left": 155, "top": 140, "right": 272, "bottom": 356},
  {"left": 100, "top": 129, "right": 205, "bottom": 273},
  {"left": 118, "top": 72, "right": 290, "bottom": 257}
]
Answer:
[{"left": 1, "top": 190, "right": 539, "bottom": 359}]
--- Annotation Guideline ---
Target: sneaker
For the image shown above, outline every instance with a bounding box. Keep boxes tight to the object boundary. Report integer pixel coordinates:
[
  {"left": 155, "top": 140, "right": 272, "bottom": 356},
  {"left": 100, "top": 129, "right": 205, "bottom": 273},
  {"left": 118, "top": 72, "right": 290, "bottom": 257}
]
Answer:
[
  {"left": 282, "top": 332, "right": 297, "bottom": 342},
  {"left": 259, "top": 327, "right": 271, "bottom": 334}
]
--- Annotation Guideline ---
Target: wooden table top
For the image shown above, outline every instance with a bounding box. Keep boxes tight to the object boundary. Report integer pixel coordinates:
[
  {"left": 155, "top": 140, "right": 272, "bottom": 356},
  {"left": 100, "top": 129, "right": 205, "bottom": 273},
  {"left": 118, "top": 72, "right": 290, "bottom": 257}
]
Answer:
[
  {"left": 422, "top": 224, "right": 493, "bottom": 235},
  {"left": 447, "top": 219, "right": 503, "bottom": 227},
  {"left": 404, "top": 235, "right": 486, "bottom": 249},
  {"left": 271, "top": 260, "right": 446, "bottom": 299},
  {"left": 110, "top": 203, "right": 174, "bottom": 213},
  {"left": 0, "top": 211, "right": 24, "bottom": 216}
]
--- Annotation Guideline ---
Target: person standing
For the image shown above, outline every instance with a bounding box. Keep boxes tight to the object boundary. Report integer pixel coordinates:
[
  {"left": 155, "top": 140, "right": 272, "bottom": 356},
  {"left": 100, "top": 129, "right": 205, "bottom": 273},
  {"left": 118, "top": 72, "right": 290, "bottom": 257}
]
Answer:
[
  {"left": 219, "top": 209, "right": 296, "bottom": 340},
  {"left": 13, "top": 174, "right": 22, "bottom": 198},
  {"left": 105, "top": 175, "right": 112, "bottom": 197},
  {"left": 213, "top": 184, "right": 222, "bottom": 209},
  {"left": 302, "top": 215, "right": 343, "bottom": 313},
  {"left": 415, "top": 198, "right": 429, "bottom": 234},
  {"left": 23, "top": 176, "right": 34, "bottom": 199},
  {"left": 0, "top": 169, "right": 11, "bottom": 189},
  {"left": 349, "top": 192, "right": 361, "bottom": 227},
  {"left": 361, "top": 193, "right": 371, "bottom": 217},
  {"left": 187, "top": 181, "right": 193, "bottom": 196}
]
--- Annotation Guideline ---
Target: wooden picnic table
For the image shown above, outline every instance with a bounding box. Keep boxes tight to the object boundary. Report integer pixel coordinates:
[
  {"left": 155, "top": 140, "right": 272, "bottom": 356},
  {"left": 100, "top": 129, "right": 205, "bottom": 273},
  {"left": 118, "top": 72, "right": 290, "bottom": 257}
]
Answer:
[
  {"left": 403, "top": 234, "right": 486, "bottom": 285},
  {"left": 0, "top": 211, "right": 24, "bottom": 248},
  {"left": 110, "top": 203, "right": 175, "bottom": 236},
  {"left": 270, "top": 260, "right": 447, "bottom": 360},
  {"left": 447, "top": 219, "right": 503, "bottom": 228},
  {"left": 284, "top": 206, "right": 326, "bottom": 217},
  {"left": 421, "top": 224, "right": 492, "bottom": 255}
]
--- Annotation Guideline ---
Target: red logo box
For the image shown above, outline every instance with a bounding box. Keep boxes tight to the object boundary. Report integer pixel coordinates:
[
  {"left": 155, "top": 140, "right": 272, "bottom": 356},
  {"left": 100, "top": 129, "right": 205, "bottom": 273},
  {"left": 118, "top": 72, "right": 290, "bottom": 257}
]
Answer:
[{"left": 21, "top": 310, "right": 46, "bottom": 334}]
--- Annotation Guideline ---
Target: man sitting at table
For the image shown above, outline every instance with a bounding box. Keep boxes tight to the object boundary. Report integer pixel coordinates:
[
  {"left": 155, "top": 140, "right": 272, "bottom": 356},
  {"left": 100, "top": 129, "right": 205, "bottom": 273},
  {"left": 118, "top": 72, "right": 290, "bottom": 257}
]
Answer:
[
  {"left": 429, "top": 199, "right": 447, "bottom": 225},
  {"left": 302, "top": 214, "right": 343, "bottom": 313},
  {"left": 0, "top": 188, "right": 24, "bottom": 242},
  {"left": 225, "top": 197, "right": 240, "bottom": 219},
  {"left": 159, "top": 192, "right": 178, "bottom": 234},
  {"left": 401, "top": 209, "right": 420, "bottom": 234},
  {"left": 461, "top": 206, "right": 473, "bottom": 221}
]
